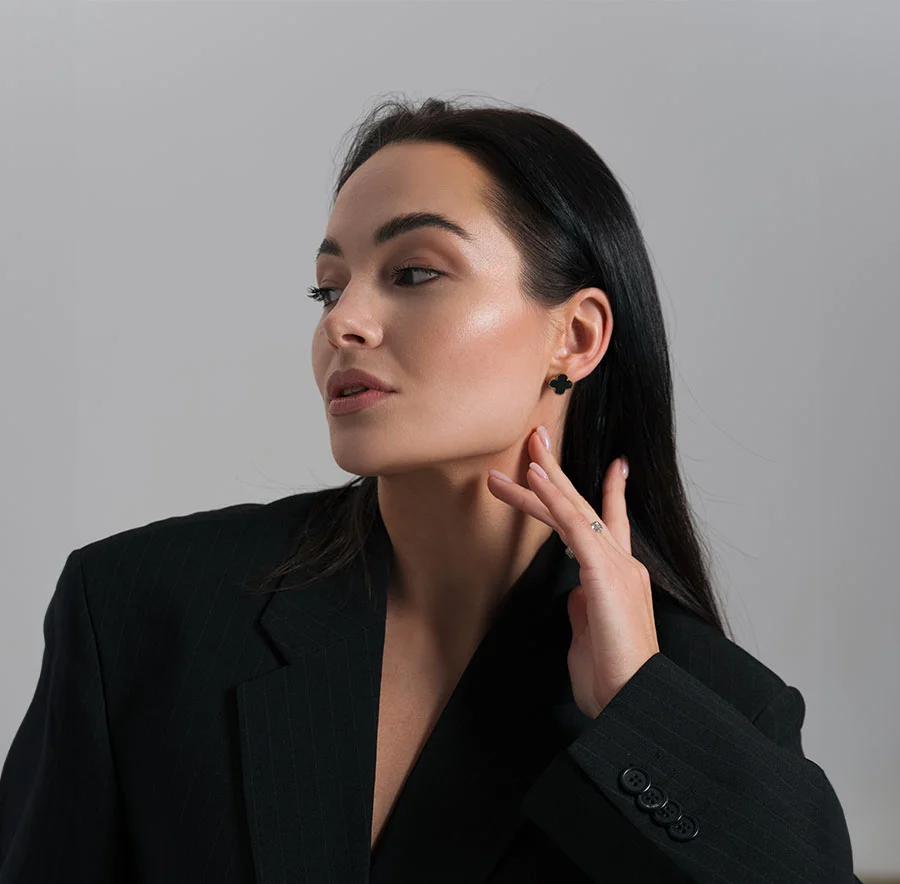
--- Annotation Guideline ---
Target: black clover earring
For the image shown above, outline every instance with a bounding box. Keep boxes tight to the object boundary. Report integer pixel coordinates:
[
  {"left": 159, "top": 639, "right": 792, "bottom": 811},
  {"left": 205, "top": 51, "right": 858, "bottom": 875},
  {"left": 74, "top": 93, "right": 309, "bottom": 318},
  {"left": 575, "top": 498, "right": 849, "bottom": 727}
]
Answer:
[{"left": 549, "top": 373, "right": 573, "bottom": 395}]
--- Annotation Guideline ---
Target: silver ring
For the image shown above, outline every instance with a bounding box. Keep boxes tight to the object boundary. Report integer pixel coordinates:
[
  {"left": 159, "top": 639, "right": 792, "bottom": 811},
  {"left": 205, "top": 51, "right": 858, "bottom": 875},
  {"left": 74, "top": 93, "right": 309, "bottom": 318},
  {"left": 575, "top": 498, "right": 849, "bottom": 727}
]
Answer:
[{"left": 565, "top": 520, "right": 603, "bottom": 559}]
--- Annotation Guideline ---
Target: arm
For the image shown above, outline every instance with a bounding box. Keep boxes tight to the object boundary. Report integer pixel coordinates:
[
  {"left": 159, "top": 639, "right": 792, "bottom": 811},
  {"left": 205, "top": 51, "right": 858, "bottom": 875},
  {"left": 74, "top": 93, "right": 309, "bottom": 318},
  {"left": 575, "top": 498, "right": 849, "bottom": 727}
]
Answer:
[
  {"left": 521, "top": 651, "right": 862, "bottom": 883},
  {"left": 0, "top": 549, "right": 129, "bottom": 881}
]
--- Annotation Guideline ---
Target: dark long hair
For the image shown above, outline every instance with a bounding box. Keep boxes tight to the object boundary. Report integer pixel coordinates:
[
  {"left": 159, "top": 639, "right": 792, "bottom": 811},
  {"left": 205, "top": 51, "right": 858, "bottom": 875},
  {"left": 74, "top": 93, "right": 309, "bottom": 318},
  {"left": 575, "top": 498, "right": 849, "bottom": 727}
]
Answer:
[{"left": 248, "top": 93, "right": 731, "bottom": 639}]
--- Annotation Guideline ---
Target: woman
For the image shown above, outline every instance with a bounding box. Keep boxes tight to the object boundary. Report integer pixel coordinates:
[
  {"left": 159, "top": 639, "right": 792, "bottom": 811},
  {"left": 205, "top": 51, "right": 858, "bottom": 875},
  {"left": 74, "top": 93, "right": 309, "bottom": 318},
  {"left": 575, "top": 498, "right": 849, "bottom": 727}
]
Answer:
[{"left": 0, "top": 96, "right": 861, "bottom": 883}]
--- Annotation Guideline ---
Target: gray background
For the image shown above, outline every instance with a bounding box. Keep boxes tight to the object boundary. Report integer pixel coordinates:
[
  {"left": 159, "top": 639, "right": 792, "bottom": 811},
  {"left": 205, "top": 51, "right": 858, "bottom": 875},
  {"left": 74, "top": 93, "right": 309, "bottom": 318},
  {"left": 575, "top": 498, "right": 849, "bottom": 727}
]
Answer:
[{"left": 1, "top": 0, "right": 897, "bottom": 877}]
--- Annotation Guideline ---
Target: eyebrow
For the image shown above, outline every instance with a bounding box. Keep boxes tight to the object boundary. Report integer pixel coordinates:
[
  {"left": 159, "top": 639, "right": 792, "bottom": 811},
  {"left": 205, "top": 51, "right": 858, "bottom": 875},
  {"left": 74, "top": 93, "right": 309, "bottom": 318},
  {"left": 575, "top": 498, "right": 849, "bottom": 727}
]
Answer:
[{"left": 314, "top": 211, "right": 474, "bottom": 262}]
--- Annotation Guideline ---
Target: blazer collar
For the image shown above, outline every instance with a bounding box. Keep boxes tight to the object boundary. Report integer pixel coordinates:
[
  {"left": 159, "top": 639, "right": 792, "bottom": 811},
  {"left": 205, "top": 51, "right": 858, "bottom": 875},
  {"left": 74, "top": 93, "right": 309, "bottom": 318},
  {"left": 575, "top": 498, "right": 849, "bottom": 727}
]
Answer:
[{"left": 236, "top": 496, "right": 593, "bottom": 884}]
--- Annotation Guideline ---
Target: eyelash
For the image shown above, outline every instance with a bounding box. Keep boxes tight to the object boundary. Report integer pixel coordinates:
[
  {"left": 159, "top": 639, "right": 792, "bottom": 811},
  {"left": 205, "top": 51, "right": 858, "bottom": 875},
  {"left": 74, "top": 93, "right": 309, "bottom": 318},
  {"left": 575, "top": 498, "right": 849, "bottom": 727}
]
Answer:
[{"left": 307, "top": 263, "right": 444, "bottom": 309}]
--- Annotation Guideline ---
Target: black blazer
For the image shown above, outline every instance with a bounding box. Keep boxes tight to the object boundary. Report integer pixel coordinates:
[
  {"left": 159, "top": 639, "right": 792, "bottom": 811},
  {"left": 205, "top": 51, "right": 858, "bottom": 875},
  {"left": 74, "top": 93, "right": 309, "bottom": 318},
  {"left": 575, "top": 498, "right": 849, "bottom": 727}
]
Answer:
[{"left": 0, "top": 489, "right": 861, "bottom": 883}]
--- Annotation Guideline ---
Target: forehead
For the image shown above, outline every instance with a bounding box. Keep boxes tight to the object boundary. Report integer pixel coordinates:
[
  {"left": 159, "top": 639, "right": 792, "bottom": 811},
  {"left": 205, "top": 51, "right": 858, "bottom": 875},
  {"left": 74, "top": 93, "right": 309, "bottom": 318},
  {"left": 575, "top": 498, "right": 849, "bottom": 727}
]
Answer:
[
  {"left": 334, "top": 141, "right": 490, "bottom": 213},
  {"left": 319, "top": 141, "right": 519, "bottom": 276}
]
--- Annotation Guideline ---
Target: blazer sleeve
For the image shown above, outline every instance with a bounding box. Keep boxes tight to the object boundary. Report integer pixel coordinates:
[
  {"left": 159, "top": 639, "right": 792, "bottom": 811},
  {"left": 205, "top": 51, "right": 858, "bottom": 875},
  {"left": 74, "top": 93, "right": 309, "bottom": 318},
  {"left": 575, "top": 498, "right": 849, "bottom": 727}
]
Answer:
[
  {"left": 520, "top": 651, "right": 862, "bottom": 884},
  {"left": 0, "top": 548, "right": 129, "bottom": 882}
]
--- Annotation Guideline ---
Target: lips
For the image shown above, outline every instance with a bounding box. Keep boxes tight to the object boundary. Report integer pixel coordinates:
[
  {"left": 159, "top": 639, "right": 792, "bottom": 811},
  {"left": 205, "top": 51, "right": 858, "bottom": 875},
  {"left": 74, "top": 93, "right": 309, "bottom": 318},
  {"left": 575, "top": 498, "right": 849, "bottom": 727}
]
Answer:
[
  {"left": 328, "top": 387, "right": 394, "bottom": 415},
  {"left": 326, "top": 368, "right": 394, "bottom": 401},
  {"left": 337, "top": 385, "right": 369, "bottom": 397}
]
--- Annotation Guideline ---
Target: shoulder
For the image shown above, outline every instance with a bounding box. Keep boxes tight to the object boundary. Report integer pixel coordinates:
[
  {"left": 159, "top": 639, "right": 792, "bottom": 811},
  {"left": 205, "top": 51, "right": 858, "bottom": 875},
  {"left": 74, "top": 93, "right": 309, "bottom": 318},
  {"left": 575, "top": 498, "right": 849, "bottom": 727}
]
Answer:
[
  {"left": 76, "top": 488, "right": 331, "bottom": 571},
  {"left": 72, "top": 489, "right": 332, "bottom": 641},
  {"left": 78, "top": 491, "right": 310, "bottom": 554},
  {"left": 651, "top": 590, "right": 791, "bottom": 724}
]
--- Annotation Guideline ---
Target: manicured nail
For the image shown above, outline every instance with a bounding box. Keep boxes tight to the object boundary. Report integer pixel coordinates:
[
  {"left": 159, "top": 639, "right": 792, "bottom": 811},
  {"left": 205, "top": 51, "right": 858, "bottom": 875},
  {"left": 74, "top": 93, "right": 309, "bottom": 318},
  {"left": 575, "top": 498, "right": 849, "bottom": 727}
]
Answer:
[
  {"left": 529, "top": 461, "right": 549, "bottom": 480},
  {"left": 621, "top": 456, "right": 629, "bottom": 479},
  {"left": 489, "top": 469, "right": 513, "bottom": 483},
  {"left": 537, "top": 425, "right": 552, "bottom": 451}
]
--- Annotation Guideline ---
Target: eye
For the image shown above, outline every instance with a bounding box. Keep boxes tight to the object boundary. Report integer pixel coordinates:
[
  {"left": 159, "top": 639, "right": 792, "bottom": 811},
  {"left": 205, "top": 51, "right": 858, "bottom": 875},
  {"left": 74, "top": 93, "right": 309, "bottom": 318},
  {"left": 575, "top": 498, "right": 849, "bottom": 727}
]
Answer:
[{"left": 307, "top": 263, "right": 444, "bottom": 309}]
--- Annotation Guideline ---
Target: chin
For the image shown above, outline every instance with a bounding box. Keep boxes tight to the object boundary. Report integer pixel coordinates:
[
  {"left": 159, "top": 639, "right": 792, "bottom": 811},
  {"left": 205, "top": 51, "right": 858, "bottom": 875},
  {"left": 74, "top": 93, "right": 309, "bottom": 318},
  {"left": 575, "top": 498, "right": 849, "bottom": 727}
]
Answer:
[{"left": 330, "top": 449, "right": 390, "bottom": 477}]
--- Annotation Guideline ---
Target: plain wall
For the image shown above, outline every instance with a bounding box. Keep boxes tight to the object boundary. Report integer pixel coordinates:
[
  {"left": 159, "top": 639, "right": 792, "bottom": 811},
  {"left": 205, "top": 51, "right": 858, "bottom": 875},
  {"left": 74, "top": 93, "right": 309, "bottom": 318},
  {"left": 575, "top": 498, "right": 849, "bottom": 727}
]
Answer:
[{"left": 1, "top": 0, "right": 897, "bottom": 876}]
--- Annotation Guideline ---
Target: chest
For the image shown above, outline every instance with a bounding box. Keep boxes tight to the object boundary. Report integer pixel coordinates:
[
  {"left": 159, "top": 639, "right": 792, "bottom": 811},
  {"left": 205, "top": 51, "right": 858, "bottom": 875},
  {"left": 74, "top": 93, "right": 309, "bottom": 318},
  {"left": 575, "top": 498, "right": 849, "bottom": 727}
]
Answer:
[{"left": 370, "top": 613, "right": 474, "bottom": 852}]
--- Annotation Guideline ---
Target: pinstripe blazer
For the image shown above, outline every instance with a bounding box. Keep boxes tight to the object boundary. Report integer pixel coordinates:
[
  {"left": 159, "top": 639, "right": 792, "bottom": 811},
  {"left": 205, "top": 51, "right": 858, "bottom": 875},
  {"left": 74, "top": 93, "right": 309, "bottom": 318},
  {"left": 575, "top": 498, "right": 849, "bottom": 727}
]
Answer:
[{"left": 0, "top": 488, "right": 861, "bottom": 883}]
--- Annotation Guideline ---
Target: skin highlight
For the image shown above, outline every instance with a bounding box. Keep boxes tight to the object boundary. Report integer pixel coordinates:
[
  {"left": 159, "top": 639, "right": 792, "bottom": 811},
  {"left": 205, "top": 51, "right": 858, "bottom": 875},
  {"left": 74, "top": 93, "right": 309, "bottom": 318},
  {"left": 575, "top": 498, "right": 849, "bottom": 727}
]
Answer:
[{"left": 311, "top": 141, "right": 614, "bottom": 671}]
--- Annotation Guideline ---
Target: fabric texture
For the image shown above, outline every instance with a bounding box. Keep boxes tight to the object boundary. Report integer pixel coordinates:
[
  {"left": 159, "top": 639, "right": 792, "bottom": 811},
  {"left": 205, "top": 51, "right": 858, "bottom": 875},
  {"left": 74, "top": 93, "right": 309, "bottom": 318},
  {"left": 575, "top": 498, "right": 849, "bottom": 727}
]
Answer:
[{"left": 0, "top": 489, "right": 861, "bottom": 883}]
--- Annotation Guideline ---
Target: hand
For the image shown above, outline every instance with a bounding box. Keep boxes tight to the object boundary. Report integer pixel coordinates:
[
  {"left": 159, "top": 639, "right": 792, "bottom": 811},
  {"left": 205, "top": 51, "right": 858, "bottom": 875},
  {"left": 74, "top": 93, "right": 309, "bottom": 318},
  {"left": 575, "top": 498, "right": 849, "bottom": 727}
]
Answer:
[{"left": 486, "top": 427, "right": 660, "bottom": 718}]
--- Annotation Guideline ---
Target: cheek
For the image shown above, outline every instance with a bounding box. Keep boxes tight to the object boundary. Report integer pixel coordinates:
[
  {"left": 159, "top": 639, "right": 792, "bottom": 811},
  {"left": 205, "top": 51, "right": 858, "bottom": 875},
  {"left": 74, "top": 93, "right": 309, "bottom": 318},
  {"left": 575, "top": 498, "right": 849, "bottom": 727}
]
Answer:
[
  {"left": 423, "top": 306, "right": 537, "bottom": 379},
  {"left": 409, "top": 309, "right": 542, "bottom": 422}
]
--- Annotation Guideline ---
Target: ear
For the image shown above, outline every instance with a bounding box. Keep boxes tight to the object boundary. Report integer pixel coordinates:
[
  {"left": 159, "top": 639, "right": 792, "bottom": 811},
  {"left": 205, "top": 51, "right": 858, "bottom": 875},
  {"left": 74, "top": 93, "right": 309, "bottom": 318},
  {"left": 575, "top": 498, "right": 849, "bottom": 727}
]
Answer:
[{"left": 551, "top": 287, "right": 613, "bottom": 382}]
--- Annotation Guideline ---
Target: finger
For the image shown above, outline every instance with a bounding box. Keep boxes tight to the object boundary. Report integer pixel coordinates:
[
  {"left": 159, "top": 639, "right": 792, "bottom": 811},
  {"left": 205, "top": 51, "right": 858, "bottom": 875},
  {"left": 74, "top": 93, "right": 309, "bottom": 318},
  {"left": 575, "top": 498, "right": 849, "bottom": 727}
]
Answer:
[
  {"left": 600, "top": 456, "right": 632, "bottom": 557},
  {"left": 486, "top": 471, "right": 564, "bottom": 535},
  {"left": 529, "top": 429, "right": 628, "bottom": 559},
  {"left": 525, "top": 460, "right": 620, "bottom": 570}
]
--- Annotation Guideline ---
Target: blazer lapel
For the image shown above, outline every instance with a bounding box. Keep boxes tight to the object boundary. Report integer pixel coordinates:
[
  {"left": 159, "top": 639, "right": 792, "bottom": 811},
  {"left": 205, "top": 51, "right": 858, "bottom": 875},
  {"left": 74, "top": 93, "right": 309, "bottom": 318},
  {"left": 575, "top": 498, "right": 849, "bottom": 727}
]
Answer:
[
  {"left": 235, "top": 501, "right": 592, "bottom": 884},
  {"left": 235, "top": 508, "right": 392, "bottom": 884}
]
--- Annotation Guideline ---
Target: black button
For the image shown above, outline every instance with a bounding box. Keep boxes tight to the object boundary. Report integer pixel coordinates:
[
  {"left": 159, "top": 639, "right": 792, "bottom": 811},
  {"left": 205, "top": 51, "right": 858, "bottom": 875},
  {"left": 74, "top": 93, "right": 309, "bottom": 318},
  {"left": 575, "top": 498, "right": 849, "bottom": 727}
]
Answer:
[
  {"left": 618, "top": 767, "right": 650, "bottom": 796},
  {"left": 635, "top": 784, "right": 668, "bottom": 812},
  {"left": 668, "top": 814, "right": 700, "bottom": 842},
  {"left": 651, "top": 798, "right": 682, "bottom": 826}
]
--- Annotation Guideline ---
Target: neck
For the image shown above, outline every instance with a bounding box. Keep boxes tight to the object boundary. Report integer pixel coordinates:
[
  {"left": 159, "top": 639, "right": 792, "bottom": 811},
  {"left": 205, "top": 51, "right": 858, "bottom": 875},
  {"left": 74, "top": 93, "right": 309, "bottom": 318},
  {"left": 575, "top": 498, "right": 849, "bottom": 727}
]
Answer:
[{"left": 377, "top": 469, "right": 555, "bottom": 654}]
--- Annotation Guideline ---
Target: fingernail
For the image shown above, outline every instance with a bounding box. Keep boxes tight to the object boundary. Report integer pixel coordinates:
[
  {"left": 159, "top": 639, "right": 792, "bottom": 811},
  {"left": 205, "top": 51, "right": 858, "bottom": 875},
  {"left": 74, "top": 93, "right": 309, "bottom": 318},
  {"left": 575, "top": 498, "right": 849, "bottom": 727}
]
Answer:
[
  {"left": 489, "top": 469, "right": 513, "bottom": 483},
  {"left": 537, "top": 425, "right": 551, "bottom": 451},
  {"left": 621, "top": 456, "right": 629, "bottom": 479},
  {"left": 529, "top": 461, "right": 549, "bottom": 480}
]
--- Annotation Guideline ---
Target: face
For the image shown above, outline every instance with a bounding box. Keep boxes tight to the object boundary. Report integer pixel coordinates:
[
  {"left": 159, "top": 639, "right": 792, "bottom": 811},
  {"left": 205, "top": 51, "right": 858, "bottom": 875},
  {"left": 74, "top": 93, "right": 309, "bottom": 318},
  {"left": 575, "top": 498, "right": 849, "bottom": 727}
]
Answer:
[{"left": 310, "top": 141, "right": 571, "bottom": 481}]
